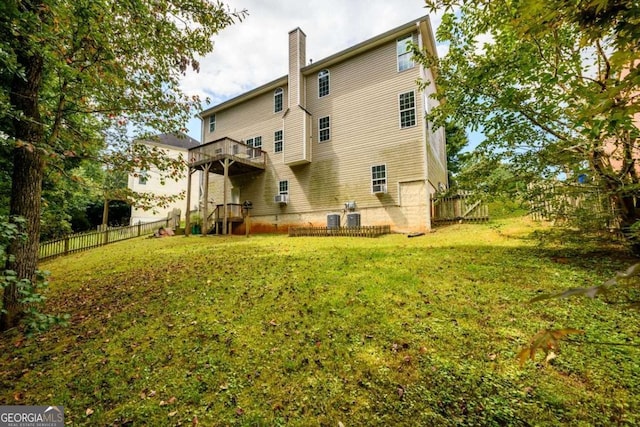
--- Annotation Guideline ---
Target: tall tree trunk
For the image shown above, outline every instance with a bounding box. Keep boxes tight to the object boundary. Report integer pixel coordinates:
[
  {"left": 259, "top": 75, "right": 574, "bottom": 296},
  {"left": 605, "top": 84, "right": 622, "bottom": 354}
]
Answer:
[
  {"left": 102, "top": 198, "right": 110, "bottom": 227},
  {"left": 1, "top": 39, "right": 46, "bottom": 331}
]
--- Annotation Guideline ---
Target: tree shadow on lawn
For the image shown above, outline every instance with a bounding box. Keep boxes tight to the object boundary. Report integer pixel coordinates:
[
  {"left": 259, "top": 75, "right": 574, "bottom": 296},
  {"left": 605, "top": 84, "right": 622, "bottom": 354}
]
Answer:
[{"left": 0, "top": 234, "right": 638, "bottom": 425}]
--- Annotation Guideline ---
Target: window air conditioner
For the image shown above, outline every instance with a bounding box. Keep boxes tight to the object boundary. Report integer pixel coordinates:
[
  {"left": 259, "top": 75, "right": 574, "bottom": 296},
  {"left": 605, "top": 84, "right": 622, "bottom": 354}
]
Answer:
[
  {"left": 372, "top": 184, "right": 387, "bottom": 194},
  {"left": 274, "top": 194, "right": 289, "bottom": 204}
]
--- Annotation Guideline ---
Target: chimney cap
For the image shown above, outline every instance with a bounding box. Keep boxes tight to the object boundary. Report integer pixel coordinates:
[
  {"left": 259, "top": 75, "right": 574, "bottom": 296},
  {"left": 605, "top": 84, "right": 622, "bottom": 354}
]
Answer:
[{"left": 288, "top": 27, "right": 307, "bottom": 37}]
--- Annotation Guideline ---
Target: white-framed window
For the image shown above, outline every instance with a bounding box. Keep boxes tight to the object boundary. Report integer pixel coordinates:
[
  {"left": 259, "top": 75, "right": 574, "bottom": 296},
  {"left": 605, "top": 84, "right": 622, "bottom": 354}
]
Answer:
[
  {"left": 246, "top": 136, "right": 262, "bottom": 157},
  {"left": 208, "top": 114, "right": 216, "bottom": 133},
  {"left": 246, "top": 136, "right": 262, "bottom": 149},
  {"left": 138, "top": 170, "right": 149, "bottom": 185},
  {"left": 399, "top": 91, "right": 416, "bottom": 128},
  {"left": 371, "top": 164, "right": 387, "bottom": 193},
  {"left": 278, "top": 180, "right": 289, "bottom": 195},
  {"left": 397, "top": 34, "right": 415, "bottom": 72},
  {"left": 318, "top": 116, "right": 330, "bottom": 142},
  {"left": 274, "top": 88, "right": 283, "bottom": 113},
  {"left": 318, "top": 69, "right": 330, "bottom": 98},
  {"left": 274, "top": 130, "right": 283, "bottom": 153}
]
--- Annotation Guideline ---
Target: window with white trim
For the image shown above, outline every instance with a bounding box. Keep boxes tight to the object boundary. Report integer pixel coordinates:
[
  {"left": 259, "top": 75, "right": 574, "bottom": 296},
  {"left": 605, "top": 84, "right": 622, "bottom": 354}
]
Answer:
[
  {"left": 397, "top": 34, "right": 415, "bottom": 72},
  {"left": 278, "top": 180, "right": 289, "bottom": 195},
  {"left": 399, "top": 91, "right": 416, "bottom": 128},
  {"left": 274, "top": 130, "right": 283, "bottom": 153},
  {"left": 318, "top": 116, "right": 330, "bottom": 142},
  {"left": 208, "top": 114, "right": 216, "bottom": 133},
  {"left": 246, "top": 136, "right": 262, "bottom": 157},
  {"left": 246, "top": 136, "right": 262, "bottom": 149},
  {"left": 318, "top": 69, "right": 330, "bottom": 97},
  {"left": 138, "top": 170, "right": 149, "bottom": 185},
  {"left": 274, "top": 88, "right": 283, "bottom": 113},
  {"left": 371, "top": 165, "right": 387, "bottom": 193}
]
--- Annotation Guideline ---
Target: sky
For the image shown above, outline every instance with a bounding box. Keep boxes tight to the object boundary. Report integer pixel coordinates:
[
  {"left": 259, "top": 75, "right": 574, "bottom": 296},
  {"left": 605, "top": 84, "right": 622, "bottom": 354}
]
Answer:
[{"left": 180, "top": 0, "right": 450, "bottom": 141}]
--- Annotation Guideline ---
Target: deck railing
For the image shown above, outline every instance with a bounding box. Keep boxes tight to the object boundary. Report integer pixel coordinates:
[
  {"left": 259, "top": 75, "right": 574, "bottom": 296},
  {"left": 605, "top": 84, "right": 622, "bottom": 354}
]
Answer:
[
  {"left": 188, "top": 137, "right": 265, "bottom": 169},
  {"left": 214, "top": 203, "right": 243, "bottom": 221},
  {"left": 289, "top": 225, "right": 391, "bottom": 238}
]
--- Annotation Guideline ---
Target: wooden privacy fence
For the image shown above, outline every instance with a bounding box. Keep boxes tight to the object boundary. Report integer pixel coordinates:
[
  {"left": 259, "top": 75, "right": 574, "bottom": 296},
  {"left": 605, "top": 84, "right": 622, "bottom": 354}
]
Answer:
[
  {"left": 289, "top": 225, "right": 391, "bottom": 238},
  {"left": 527, "top": 183, "right": 616, "bottom": 227},
  {"left": 431, "top": 193, "right": 489, "bottom": 224},
  {"left": 39, "top": 217, "right": 174, "bottom": 261}
]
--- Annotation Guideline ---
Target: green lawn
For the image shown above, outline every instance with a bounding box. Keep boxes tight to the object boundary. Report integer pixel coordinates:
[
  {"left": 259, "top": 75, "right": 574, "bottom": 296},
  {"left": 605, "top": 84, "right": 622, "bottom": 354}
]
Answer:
[{"left": 1, "top": 217, "right": 639, "bottom": 426}]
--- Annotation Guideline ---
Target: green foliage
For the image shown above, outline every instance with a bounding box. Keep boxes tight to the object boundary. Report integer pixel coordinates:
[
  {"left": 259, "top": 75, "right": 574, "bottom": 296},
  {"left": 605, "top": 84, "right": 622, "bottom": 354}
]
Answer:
[
  {"left": 443, "top": 121, "right": 470, "bottom": 187},
  {"left": 0, "top": 217, "right": 68, "bottom": 334},
  {"left": 418, "top": 0, "right": 640, "bottom": 250},
  {"left": 0, "top": 218, "right": 638, "bottom": 424},
  {"left": 521, "top": 261, "right": 640, "bottom": 365},
  {"left": 0, "top": 0, "right": 245, "bottom": 328},
  {"left": 531, "top": 262, "right": 640, "bottom": 303}
]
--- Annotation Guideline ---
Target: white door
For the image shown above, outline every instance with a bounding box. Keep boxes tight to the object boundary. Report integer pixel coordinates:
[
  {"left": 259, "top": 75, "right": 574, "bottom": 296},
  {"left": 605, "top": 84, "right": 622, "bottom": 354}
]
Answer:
[{"left": 231, "top": 188, "right": 240, "bottom": 204}]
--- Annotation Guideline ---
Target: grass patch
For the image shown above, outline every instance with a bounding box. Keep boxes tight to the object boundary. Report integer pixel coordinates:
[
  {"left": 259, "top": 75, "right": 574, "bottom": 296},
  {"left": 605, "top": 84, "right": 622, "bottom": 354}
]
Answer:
[{"left": 1, "top": 217, "right": 639, "bottom": 426}]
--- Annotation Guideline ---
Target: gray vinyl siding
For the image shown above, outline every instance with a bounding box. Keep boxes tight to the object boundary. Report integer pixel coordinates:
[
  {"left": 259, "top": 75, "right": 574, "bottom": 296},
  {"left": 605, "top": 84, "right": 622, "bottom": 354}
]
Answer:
[{"left": 203, "top": 87, "right": 288, "bottom": 145}]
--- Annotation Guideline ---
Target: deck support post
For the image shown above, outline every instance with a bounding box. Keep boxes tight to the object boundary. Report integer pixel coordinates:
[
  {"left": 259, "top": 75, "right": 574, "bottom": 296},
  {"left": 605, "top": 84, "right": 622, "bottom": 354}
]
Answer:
[
  {"left": 185, "top": 167, "right": 193, "bottom": 236},
  {"left": 202, "top": 163, "right": 211, "bottom": 235},
  {"left": 222, "top": 158, "right": 229, "bottom": 235}
]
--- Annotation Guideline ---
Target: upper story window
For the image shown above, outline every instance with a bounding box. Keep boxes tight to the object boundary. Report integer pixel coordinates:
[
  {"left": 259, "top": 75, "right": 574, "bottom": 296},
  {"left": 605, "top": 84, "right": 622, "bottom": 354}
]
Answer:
[
  {"left": 208, "top": 114, "right": 216, "bottom": 133},
  {"left": 318, "top": 116, "right": 330, "bottom": 142},
  {"left": 318, "top": 69, "right": 330, "bottom": 98},
  {"left": 274, "top": 130, "right": 283, "bottom": 153},
  {"left": 397, "top": 34, "right": 415, "bottom": 72},
  {"left": 399, "top": 91, "right": 416, "bottom": 128},
  {"left": 274, "top": 88, "right": 283, "bottom": 113},
  {"left": 138, "top": 170, "right": 149, "bottom": 185}
]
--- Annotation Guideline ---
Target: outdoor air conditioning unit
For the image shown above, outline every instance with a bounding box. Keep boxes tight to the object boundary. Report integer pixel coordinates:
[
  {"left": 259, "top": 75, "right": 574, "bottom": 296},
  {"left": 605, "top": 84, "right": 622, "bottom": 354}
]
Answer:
[
  {"left": 327, "top": 213, "right": 341, "bottom": 230},
  {"left": 372, "top": 184, "right": 387, "bottom": 194},
  {"left": 346, "top": 212, "right": 361, "bottom": 228},
  {"left": 274, "top": 194, "right": 289, "bottom": 205}
]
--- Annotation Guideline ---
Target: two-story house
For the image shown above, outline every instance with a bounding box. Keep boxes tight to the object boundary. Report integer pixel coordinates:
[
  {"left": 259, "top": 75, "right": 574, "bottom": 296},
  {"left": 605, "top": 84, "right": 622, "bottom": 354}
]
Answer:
[
  {"left": 186, "top": 15, "right": 447, "bottom": 234},
  {"left": 129, "top": 133, "right": 200, "bottom": 224}
]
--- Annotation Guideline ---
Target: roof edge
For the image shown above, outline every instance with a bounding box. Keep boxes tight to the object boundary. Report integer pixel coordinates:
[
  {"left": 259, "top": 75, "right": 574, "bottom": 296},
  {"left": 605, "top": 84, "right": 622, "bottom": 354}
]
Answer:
[
  {"left": 302, "top": 15, "right": 431, "bottom": 74},
  {"left": 199, "top": 15, "right": 434, "bottom": 117},
  {"left": 199, "top": 75, "right": 288, "bottom": 117}
]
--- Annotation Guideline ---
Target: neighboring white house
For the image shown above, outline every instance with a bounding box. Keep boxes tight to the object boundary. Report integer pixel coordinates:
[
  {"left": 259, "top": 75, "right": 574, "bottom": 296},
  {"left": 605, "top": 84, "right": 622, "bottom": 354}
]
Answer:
[
  {"left": 186, "top": 15, "right": 448, "bottom": 234},
  {"left": 128, "top": 133, "right": 200, "bottom": 224}
]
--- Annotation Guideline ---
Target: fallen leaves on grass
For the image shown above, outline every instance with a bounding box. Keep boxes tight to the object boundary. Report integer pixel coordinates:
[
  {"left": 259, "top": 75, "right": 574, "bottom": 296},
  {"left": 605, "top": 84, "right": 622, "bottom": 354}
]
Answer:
[{"left": 517, "top": 328, "right": 584, "bottom": 366}]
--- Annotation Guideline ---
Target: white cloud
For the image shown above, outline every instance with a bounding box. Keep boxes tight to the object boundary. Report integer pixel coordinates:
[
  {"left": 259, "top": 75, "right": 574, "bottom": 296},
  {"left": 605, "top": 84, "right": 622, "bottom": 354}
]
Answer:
[{"left": 181, "top": 0, "right": 447, "bottom": 139}]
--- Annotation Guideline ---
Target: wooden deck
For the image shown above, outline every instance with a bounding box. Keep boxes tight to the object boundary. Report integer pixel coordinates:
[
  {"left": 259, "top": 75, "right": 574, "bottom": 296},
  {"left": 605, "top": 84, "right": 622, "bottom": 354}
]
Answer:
[
  {"left": 188, "top": 137, "right": 265, "bottom": 176},
  {"left": 186, "top": 138, "right": 265, "bottom": 236}
]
